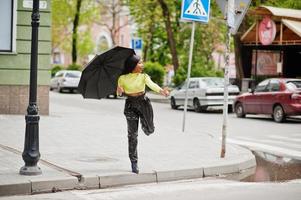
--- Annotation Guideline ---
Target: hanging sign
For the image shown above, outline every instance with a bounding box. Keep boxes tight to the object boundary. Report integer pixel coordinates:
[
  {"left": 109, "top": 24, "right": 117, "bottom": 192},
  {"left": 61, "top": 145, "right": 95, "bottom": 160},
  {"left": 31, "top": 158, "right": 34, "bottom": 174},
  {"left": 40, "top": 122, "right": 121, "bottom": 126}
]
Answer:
[{"left": 259, "top": 17, "right": 276, "bottom": 45}]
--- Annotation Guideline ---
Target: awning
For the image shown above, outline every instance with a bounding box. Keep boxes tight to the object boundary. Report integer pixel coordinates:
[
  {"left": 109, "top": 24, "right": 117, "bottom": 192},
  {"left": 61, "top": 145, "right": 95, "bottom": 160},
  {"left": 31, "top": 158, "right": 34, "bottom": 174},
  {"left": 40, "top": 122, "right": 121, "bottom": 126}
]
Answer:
[
  {"left": 249, "top": 6, "right": 301, "bottom": 21},
  {"left": 282, "top": 19, "right": 301, "bottom": 37},
  {"left": 241, "top": 18, "right": 301, "bottom": 45}
]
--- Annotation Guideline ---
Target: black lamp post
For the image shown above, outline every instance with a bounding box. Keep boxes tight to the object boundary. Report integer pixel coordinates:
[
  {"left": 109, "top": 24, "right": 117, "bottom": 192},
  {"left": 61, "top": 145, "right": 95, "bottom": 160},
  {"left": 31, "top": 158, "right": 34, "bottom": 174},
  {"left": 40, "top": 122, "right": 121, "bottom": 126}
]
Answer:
[{"left": 20, "top": 0, "right": 42, "bottom": 175}]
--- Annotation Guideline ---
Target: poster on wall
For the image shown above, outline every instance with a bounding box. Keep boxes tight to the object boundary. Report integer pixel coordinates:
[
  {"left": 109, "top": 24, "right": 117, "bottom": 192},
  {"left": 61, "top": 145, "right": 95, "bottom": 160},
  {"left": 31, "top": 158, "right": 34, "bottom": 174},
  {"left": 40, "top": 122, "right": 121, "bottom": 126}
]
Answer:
[{"left": 252, "top": 50, "right": 281, "bottom": 76}]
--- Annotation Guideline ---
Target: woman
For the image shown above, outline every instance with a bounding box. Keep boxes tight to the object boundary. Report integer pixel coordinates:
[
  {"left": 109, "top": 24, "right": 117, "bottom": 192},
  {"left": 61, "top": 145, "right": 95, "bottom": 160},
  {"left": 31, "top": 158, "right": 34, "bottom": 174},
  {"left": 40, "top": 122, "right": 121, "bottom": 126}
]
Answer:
[{"left": 117, "top": 55, "right": 169, "bottom": 174}]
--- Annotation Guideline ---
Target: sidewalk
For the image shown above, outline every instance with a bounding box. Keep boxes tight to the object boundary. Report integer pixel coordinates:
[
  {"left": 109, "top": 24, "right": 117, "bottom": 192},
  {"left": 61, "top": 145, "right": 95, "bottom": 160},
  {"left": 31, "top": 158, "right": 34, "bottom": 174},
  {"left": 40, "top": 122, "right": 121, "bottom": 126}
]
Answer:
[{"left": 0, "top": 92, "right": 256, "bottom": 197}]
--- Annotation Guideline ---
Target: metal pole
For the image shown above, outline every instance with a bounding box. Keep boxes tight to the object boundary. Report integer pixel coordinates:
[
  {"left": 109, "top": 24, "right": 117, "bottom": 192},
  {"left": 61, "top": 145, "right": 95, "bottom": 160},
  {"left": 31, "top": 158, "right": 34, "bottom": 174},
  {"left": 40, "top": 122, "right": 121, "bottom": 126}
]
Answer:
[
  {"left": 220, "top": 26, "right": 231, "bottom": 158},
  {"left": 182, "top": 21, "right": 196, "bottom": 132},
  {"left": 20, "top": 0, "right": 42, "bottom": 175}
]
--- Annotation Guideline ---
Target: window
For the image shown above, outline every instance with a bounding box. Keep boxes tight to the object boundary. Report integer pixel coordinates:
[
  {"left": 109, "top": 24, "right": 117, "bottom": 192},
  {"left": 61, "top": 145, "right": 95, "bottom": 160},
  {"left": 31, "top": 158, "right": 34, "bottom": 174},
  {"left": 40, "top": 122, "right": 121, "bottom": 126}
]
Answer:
[
  {"left": 189, "top": 81, "right": 197, "bottom": 89},
  {"left": 255, "top": 80, "right": 269, "bottom": 92},
  {"left": 97, "top": 36, "right": 109, "bottom": 53},
  {"left": 267, "top": 80, "right": 280, "bottom": 92},
  {"left": 65, "top": 72, "right": 81, "bottom": 78},
  {"left": 286, "top": 81, "right": 301, "bottom": 91},
  {"left": 202, "top": 78, "right": 224, "bottom": 87},
  {"left": 55, "top": 72, "right": 64, "bottom": 78},
  {"left": 0, "top": 0, "right": 15, "bottom": 52}
]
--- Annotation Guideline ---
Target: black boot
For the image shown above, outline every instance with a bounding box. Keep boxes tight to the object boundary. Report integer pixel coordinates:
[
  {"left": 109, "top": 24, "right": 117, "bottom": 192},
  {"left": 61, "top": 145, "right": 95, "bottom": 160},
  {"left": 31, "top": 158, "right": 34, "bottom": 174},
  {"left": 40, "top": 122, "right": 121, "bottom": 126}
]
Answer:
[{"left": 131, "top": 161, "right": 139, "bottom": 174}]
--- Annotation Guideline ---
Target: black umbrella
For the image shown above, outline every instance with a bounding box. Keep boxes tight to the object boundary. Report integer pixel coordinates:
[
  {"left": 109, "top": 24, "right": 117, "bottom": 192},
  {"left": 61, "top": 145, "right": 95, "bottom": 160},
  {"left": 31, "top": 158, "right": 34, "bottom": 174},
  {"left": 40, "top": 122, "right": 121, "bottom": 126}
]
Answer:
[{"left": 78, "top": 46, "right": 135, "bottom": 99}]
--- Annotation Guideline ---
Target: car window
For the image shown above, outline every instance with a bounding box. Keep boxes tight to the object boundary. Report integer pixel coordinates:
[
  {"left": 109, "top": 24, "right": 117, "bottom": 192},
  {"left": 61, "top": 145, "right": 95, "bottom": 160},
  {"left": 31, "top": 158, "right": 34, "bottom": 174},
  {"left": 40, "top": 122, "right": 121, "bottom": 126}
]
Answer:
[
  {"left": 178, "top": 81, "right": 187, "bottom": 90},
  {"left": 195, "top": 81, "right": 199, "bottom": 88},
  {"left": 255, "top": 80, "right": 269, "bottom": 92},
  {"left": 65, "top": 72, "right": 81, "bottom": 78},
  {"left": 55, "top": 72, "right": 64, "bottom": 77},
  {"left": 202, "top": 78, "right": 224, "bottom": 87},
  {"left": 267, "top": 80, "right": 280, "bottom": 92},
  {"left": 286, "top": 81, "right": 301, "bottom": 91},
  {"left": 189, "top": 81, "right": 197, "bottom": 89}
]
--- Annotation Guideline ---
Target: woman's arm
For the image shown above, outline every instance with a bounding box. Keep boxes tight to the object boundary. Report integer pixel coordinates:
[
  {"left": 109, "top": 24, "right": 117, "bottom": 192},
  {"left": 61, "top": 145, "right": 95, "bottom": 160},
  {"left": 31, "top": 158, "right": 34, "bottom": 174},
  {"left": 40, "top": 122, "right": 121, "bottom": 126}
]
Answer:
[
  {"left": 145, "top": 74, "right": 169, "bottom": 96},
  {"left": 117, "top": 76, "right": 124, "bottom": 96}
]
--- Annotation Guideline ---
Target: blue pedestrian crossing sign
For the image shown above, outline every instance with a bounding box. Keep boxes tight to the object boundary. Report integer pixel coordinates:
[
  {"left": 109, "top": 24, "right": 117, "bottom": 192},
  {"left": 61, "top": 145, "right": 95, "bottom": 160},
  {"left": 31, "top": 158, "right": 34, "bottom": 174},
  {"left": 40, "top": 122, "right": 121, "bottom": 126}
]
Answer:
[{"left": 181, "top": 0, "right": 210, "bottom": 23}]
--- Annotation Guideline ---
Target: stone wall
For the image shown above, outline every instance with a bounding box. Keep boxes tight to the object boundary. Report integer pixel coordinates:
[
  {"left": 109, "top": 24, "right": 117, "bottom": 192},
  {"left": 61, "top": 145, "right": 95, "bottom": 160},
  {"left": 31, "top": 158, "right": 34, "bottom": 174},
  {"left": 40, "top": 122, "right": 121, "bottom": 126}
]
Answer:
[
  {"left": 0, "top": 86, "right": 49, "bottom": 115},
  {"left": 0, "top": 0, "right": 51, "bottom": 115}
]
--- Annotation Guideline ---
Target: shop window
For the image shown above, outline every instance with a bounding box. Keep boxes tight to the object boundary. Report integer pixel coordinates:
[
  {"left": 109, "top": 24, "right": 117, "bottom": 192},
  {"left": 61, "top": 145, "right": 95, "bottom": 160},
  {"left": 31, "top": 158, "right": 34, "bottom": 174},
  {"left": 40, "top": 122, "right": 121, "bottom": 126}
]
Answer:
[{"left": 0, "top": 0, "right": 15, "bottom": 52}]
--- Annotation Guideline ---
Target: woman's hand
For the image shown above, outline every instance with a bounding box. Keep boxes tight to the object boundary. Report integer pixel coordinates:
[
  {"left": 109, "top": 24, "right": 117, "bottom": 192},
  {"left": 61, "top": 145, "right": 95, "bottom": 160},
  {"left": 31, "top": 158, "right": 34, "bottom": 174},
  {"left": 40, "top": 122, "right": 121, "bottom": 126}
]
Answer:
[
  {"left": 117, "top": 86, "right": 124, "bottom": 96},
  {"left": 160, "top": 87, "right": 169, "bottom": 97}
]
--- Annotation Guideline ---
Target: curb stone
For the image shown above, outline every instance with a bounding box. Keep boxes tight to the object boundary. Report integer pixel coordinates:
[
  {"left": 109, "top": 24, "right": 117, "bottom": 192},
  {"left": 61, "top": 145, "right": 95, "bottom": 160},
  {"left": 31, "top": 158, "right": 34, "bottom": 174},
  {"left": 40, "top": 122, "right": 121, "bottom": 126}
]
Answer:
[{"left": 0, "top": 153, "right": 256, "bottom": 197}]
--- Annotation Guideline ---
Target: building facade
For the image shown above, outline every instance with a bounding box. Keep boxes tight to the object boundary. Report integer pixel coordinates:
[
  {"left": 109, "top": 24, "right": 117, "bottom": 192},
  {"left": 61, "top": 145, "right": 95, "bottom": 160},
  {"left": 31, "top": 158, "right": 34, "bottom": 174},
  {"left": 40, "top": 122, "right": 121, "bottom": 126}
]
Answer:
[{"left": 0, "top": 0, "right": 52, "bottom": 115}]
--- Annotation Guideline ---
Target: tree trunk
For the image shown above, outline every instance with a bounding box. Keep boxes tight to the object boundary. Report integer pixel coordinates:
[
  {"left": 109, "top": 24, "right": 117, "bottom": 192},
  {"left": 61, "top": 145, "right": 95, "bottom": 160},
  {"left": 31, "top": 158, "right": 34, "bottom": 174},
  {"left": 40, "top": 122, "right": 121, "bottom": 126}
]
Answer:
[
  {"left": 143, "top": 15, "right": 156, "bottom": 61},
  {"left": 234, "top": 34, "right": 244, "bottom": 79},
  {"left": 72, "top": 0, "right": 82, "bottom": 64},
  {"left": 157, "top": 0, "right": 179, "bottom": 72}
]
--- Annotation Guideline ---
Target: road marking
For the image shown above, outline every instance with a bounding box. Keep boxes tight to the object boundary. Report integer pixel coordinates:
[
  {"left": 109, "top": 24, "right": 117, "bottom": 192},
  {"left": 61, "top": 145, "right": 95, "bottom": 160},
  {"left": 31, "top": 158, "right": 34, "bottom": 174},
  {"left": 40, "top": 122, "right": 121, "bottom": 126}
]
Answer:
[
  {"left": 267, "top": 135, "right": 301, "bottom": 142},
  {"left": 234, "top": 136, "right": 301, "bottom": 150},
  {"left": 227, "top": 138, "right": 301, "bottom": 160}
]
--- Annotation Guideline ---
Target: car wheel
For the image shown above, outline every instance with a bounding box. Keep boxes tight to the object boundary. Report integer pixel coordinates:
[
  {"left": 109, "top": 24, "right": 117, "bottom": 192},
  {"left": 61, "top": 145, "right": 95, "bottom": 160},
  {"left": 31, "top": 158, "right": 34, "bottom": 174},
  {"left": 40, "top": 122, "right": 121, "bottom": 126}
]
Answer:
[
  {"left": 235, "top": 102, "right": 245, "bottom": 118},
  {"left": 170, "top": 97, "right": 178, "bottom": 109},
  {"left": 193, "top": 98, "right": 202, "bottom": 112},
  {"left": 273, "top": 105, "right": 286, "bottom": 123}
]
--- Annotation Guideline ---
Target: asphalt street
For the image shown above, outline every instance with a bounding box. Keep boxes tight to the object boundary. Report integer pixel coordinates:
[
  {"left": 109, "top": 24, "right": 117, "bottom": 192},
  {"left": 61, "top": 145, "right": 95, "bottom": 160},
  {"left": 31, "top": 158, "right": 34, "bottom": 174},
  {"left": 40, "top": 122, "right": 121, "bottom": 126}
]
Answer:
[{"left": 2, "top": 178, "right": 300, "bottom": 200}]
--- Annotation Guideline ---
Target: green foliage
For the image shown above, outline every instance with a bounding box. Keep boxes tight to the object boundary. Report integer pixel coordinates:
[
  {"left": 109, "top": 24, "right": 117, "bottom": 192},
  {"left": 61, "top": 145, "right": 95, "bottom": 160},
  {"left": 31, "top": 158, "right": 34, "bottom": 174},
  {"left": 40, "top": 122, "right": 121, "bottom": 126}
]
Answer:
[
  {"left": 77, "top": 30, "right": 95, "bottom": 57},
  {"left": 51, "top": 65, "right": 63, "bottom": 77},
  {"left": 67, "top": 64, "right": 82, "bottom": 71},
  {"left": 143, "top": 62, "right": 165, "bottom": 87},
  {"left": 128, "top": 0, "right": 301, "bottom": 88},
  {"left": 128, "top": 0, "right": 226, "bottom": 86},
  {"left": 52, "top": 0, "right": 101, "bottom": 59}
]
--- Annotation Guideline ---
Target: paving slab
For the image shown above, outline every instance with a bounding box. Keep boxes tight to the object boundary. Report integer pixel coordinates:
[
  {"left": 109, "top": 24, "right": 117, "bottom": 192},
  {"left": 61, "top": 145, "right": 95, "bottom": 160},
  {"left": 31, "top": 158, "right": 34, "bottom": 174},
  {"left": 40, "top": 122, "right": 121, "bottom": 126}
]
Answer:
[{"left": 0, "top": 92, "right": 256, "bottom": 197}]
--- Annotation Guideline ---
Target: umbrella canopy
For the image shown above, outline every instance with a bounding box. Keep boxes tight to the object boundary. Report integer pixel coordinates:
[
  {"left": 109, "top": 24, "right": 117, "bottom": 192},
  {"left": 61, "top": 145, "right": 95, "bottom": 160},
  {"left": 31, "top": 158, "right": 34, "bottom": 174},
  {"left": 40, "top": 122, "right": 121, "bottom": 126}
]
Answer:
[{"left": 78, "top": 46, "right": 135, "bottom": 99}]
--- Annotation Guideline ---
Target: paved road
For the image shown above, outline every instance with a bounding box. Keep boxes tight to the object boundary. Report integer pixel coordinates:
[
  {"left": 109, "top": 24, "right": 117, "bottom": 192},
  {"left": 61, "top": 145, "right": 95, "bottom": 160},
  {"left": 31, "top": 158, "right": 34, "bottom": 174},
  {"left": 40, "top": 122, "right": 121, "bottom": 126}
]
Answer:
[
  {"left": 153, "top": 93, "right": 301, "bottom": 160},
  {"left": 50, "top": 92, "right": 301, "bottom": 160},
  {"left": 2, "top": 178, "right": 300, "bottom": 200}
]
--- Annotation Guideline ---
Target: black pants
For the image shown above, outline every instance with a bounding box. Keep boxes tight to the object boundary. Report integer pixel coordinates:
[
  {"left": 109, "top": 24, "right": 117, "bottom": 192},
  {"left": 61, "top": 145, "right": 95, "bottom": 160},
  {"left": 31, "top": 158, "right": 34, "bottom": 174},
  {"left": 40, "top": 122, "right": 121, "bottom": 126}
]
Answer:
[{"left": 124, "top": 94, "right": 154, "bottom": 162}]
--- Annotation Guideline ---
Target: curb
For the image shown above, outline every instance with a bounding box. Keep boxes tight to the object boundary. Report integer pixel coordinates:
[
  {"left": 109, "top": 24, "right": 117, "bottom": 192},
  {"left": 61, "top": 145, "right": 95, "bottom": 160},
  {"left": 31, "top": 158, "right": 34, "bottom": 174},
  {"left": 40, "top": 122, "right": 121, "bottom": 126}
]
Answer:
[{"left": 0, "top": 155, "right": 256, "bottom": 197}]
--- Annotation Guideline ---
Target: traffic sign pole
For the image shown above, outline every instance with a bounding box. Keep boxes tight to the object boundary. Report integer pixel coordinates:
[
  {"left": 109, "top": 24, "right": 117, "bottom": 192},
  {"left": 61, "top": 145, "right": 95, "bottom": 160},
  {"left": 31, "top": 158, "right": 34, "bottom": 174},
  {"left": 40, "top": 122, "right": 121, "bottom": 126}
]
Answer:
[
  {"left": 182, "top": 21, "right": 196, "bottom": 132},
  {"left": 181, "top": 0, "right": 211, "bottom": 132},
  {"left": 221, "top": 26, "right": 231, "bottom": 158}
]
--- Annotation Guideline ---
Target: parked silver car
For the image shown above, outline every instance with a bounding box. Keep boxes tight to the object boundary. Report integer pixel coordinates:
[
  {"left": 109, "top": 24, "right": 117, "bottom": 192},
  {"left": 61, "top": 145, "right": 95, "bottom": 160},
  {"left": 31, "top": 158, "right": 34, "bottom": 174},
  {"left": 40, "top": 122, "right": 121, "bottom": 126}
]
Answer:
[
  {"left": 50, "top": 70, "right": 82, "bottom": 93},
  {"left": 169, "top": 77, "right": 240, "bottom": 112}
]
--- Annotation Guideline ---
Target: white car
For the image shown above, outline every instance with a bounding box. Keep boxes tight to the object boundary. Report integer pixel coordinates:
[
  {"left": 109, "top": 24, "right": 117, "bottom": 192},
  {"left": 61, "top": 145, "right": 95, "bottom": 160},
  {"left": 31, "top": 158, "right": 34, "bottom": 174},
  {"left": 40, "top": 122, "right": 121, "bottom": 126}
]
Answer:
[
  {"left": 50, "top": 70, "right": 82, "bottom": 93},
  {"left": 169, "top": 77, "right": 240, "bottom": 112}
]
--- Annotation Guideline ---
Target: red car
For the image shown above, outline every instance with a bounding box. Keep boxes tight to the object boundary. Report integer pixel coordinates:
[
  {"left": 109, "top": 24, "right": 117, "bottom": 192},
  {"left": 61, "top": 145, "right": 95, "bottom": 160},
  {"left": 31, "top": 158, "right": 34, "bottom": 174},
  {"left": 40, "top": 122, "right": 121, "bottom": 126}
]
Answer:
[{"left": 234, "top": 78, "right": 301, "bottom": 122}]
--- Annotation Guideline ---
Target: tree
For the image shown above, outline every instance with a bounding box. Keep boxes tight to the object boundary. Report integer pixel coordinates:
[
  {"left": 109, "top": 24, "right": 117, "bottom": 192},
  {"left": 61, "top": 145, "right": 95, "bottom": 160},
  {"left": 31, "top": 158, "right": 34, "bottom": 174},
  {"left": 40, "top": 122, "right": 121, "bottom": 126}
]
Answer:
[
  {"left": 128, "top": 0, "right": 181, "bottom": 69},
  {"left": 52, "top": 0, "right": 101, "bottom": 65},
  {"left": 157, "top": 0, "right": 180, "bottom": 72},
  {"left": 95, "top": 0, "right": 129, "bottom": 46},
  {"left": 128, "top": 0, "right": 164, "bottom": 62},
  {"left": 128, "top": 0, "right": 225, "bottom": 85},
  {"left": 72, "top": 0, "right": 82, "bottom": 64}
]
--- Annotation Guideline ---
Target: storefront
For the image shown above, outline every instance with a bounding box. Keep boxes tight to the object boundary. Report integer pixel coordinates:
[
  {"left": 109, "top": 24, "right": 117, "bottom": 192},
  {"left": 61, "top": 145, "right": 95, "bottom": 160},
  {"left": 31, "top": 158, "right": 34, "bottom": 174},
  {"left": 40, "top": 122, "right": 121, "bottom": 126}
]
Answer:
[{"left": 240, "top": 6, "right": 301, "bottom": 81}]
